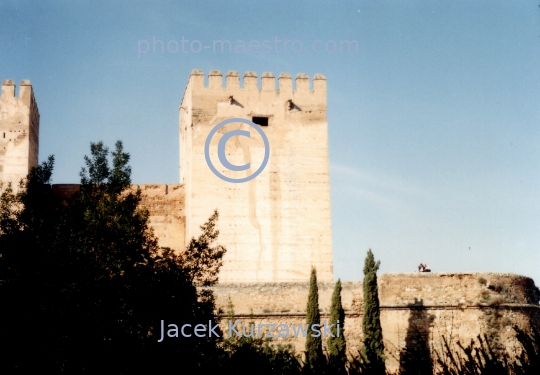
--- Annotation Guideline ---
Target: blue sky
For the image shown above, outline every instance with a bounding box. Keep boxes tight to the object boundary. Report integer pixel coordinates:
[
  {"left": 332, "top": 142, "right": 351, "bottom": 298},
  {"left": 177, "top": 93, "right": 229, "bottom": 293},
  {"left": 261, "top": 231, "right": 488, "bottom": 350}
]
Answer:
[{"left": 1, "top": 0, "right": 539, "bottom": 283}]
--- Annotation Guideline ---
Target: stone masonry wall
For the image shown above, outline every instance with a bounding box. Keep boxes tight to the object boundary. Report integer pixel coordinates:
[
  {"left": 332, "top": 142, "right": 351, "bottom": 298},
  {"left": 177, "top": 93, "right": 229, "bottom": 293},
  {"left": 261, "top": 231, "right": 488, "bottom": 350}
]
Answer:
[
  {"left": 180, "top": 70, "right": 333, "bottom": 282},
  {"left": 136, "top": 184, "right": 185, "bottom": 251},
  {"left": 209, "top": 273, "right": 540, "bottom": 373},
  {"left": 50, "top": 183, "right": 186, "bottom": 252},
  {"left": 0, "top": 79, "right": 39, "bottom": 193}
]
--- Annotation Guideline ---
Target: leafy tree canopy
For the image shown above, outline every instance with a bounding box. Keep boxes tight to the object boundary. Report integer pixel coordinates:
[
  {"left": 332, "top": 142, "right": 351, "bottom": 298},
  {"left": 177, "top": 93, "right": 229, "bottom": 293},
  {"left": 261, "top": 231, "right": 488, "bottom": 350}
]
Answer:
[{"left": 0, "top": 141, "right": 226, "bottom": 373}]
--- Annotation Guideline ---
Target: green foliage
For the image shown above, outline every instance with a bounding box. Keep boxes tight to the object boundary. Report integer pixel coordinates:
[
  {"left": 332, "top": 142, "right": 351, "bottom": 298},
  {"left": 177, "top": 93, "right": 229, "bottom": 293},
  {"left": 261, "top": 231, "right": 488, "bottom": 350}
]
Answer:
[
  {"left": 222, "top": 336, "right": 302, "bottom": 375},
  {"left": 0, "top": 140, "right": 311, "bottom": 374},
  {"left": 180, "top": 209, "right": 226, "bottom": 287},
  {"left": 0, "top": 141, "right": 226, "bottom": 373},
  {"left": 361, "top": 249, "right": 386, "bottom": 374},
  {"left": 221, "top": 298, "right": 302, "bottom": 375},
  {"left": 327, "top": 279, "right": 347, "bottom": 375},
  {"left": 305, "top": 267, "right": 326, "bottom": 373}
]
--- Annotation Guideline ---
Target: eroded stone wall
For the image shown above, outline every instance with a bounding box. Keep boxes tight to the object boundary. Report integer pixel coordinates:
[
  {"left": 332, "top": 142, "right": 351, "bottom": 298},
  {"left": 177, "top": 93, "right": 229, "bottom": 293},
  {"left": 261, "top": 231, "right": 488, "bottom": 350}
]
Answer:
[
  {"left": 209, "top": 273, "right": 540, "bottom": 373},
  {"left": 210, "top": 280, "right": 364, "bottom": 359},
  {"left": 136, "top": 184, "right": 186, "bottom": 251}
]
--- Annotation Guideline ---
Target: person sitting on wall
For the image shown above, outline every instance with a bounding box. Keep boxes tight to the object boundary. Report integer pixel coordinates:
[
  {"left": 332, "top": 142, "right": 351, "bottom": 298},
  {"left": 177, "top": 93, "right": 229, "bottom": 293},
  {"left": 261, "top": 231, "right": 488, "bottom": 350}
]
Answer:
[
  {"left": 423, "top": 264, "right": 431, "bottom": 272},
  {"left": 418, "top": 263, "right": 425, "bottom": 272}
]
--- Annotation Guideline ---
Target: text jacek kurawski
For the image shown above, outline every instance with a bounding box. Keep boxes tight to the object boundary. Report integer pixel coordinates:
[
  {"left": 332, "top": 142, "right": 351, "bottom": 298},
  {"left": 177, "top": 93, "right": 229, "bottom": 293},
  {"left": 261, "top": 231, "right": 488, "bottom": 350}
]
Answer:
[{"left": 157, "top": 319, "right": 342, "bottom": 342}]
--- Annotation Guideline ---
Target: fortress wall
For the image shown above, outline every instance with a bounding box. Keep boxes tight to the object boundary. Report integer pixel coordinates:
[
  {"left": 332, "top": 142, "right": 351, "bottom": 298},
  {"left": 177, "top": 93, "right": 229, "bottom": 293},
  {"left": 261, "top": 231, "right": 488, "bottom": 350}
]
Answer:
[
  {"left": 378, "top": 272, "right": 540, "bottom": 306},
  {"left": 181, "top": 70, "right": 332, "bottom": 282},
  {"left": 211, "top": 280, "right": 364, "bottom": 358},
  {"left": 50, "top": 183, "right": 186, "bottom": 252},
  {"left": 3, "top": 76, "right": 540, "bottom": 374},
  {"left": 52, "top": 184, "right": 82, "bottom": 208},
  {"left": 0, "top": 80, "right": 39, "bottom": 192},
  {"left": 136, "top": 184, "right": 186, "bottom": 252},
  {"left": 209, "top": 273, "right": 540, "bottom": 373},
  {"left": 380, "top": 305, "right": 540, "bottom": 373}
]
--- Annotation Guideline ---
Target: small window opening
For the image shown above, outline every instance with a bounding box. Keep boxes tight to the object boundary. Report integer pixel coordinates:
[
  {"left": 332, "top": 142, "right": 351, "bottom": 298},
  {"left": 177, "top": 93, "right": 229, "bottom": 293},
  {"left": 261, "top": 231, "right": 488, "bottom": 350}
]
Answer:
[
  {"left": 252, "top": 116, "right": 269, "bottom": 126},
  {"left": 2, "top": 133, "right": 5, "bottom": 138}
]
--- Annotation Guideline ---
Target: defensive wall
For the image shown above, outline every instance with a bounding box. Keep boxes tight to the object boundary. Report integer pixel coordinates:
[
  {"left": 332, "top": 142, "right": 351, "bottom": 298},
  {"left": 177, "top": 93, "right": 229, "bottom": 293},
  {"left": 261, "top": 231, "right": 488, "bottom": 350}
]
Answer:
[
  {"left": 1, "top": 71, "right": 334, "bottom": 283},
  {"left": 210, "top": 272, "right": 540, "bottom": 373},
  {"left": 133, "top": 184, "right": 186, "bottom": 251},
  {"left": 3, "top": 75, "right": 540, "bottom": 374},
  {"left": 51, "top": 183, "right": 186, "bottom": 251}
]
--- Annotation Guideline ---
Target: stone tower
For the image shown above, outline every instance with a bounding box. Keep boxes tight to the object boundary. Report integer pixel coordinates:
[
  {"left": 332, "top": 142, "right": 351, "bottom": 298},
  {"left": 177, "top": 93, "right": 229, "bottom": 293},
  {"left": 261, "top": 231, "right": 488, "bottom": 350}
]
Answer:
[
  {"left": 0, "top": 80, "right": 39, "bottom": 192},
  {"left": 180, "top": 70, "right": 333, "bottom": 282}
]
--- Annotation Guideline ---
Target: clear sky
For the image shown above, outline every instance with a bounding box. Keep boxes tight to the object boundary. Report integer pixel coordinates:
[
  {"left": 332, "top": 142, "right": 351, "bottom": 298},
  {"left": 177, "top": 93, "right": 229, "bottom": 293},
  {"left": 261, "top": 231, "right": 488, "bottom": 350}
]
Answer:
[{"left": 1, "top": 0, "right": 539, "bottom": 283}]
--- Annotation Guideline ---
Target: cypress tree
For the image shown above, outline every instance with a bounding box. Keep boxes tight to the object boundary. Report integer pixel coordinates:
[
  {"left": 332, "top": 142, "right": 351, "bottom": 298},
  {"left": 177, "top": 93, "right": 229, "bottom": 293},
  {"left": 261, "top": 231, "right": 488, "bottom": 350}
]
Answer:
[
  {"left": 305, "top": 267, "right": 325, "bottom": 373},
  {"left": 327, "top": 279, "right": 347, "bottom": 375},
  {"left": 361, "top": 249, "right": 386, "bottom": 374}
]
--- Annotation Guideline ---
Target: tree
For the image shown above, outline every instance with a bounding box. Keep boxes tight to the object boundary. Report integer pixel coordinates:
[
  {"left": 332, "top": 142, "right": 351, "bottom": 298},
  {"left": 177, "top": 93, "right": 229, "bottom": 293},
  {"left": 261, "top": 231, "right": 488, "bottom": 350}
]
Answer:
[
  {"left": 327, "top": 279, "right": 347, "bottom": 375},
  {"left": 305, "top": 266, "right": 325, "bottom": 373},
  {"left": 220, "top": 297, "right": 302, "bottom": 375},
  {"left": 180, "top": 209, "right": 226, "bottom": 287},
  {"left": 361, "top": 249, "right": 386, "bottom": 374},
  {"left": 0, "top": 156, "right": 60, "bottom": 372},
  {"left": 0, "top": 141, "right": 227, "bottom": 373},
  {"left": 179, "top": 209, "right": 227, "bottom": 333}
]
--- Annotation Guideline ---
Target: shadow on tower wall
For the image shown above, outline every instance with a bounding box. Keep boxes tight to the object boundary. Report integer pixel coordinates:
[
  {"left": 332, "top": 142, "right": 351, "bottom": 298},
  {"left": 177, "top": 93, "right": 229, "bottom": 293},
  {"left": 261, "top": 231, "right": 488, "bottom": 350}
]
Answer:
[{"left": 398, "top": 298, "right": 435, "bottom": 375}]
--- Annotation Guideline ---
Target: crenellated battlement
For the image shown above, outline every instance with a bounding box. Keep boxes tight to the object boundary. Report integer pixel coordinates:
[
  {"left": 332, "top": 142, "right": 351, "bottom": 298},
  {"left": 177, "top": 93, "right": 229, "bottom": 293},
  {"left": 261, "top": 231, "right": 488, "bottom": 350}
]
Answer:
[
  {"left": 1, "top": 79, "right": 38, "bottom": 107},
  {"left": 1, "top": 80, "right": 16, "bottom": 98},
  {"left": 187, "top": 69, "right": 326, "bottom": 96},
  {"left": 0, "top": 79, "right": 40, "bottom": 131}
]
